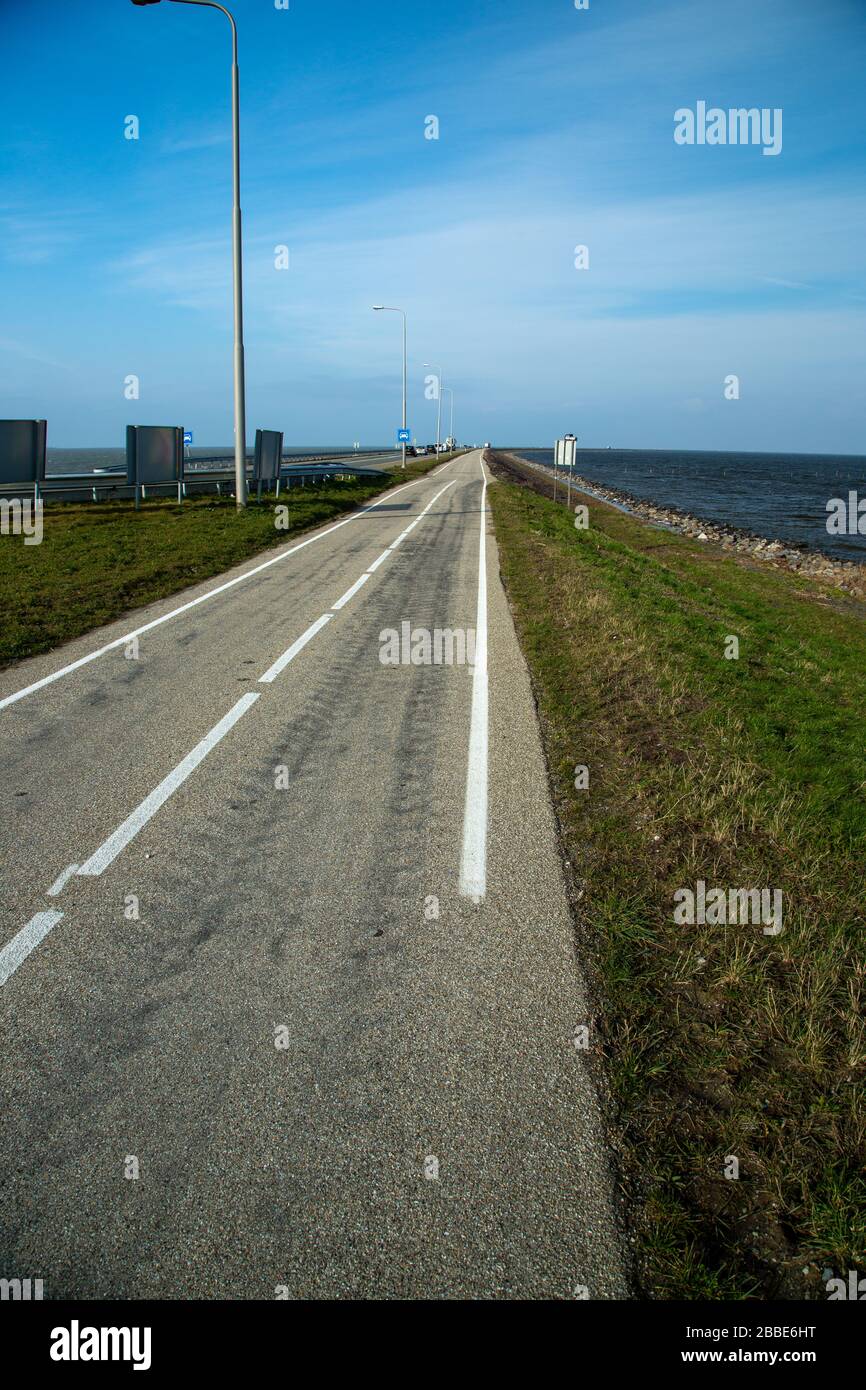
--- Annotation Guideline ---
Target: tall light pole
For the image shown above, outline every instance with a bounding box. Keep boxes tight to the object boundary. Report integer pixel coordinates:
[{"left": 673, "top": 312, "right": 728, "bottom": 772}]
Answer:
[
  {"left": 423, "top": 362, "right": 444, "bottom": 453},
  {"left": 373, "top": 306, "right": 407, "bottom": 469},
  {"left": 132, "top": 0, "right": 247, "bottom": 508},
  {"left": 441, "top": 386, "right": 454, "bottom": 447}
]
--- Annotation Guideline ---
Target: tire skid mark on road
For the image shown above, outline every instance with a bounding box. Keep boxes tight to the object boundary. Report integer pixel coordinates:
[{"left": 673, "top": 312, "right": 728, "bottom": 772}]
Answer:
[
  {"left": 366, "top": 549, "right": 392, "bottom": 575},
  {"left": 258, "top": 615, "right": 332, "bottom": 684},
  {"left": 252, "top": 478, "right": 457, "bottom": 681},
  {"left": 331, "top": 572, "right": 371, "bottom": 611},
  {"left": 75, "top": 692, "right": 262, "bottom": 878},
  {"left": 0, "top": 464, "right": 470, "bottom": 987}
]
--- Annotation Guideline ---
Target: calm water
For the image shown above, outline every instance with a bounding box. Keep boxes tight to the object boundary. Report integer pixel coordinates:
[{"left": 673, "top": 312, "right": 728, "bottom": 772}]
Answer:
[
  {"left": 513, "top": 449, "right": 866, "bottom": 562},
  {"left": 45, "top": 445, "right": 393, "bottom": 475}
]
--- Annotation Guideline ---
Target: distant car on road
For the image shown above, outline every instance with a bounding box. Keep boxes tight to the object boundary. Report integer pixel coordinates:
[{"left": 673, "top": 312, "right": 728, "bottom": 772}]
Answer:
[{"left": 483, "top": 441, "right": 491, "bottom": 448}]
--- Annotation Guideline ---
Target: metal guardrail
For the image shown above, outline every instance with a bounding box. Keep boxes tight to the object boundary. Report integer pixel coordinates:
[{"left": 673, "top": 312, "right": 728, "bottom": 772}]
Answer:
[
  {"left": 184, "top": 449, "right": 400, "bottom": 471},
  {"left": 0, "top": 454, "right": 401, "bottom": 504}
]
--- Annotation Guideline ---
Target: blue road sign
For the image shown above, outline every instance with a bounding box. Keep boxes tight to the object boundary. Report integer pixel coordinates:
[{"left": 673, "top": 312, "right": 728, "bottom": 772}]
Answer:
[
  {"left": 183, "top": 430, "right": 193, "bottom": 447},
  {"left": 397, "top": 428, "right": 411, "bottom": 443}
]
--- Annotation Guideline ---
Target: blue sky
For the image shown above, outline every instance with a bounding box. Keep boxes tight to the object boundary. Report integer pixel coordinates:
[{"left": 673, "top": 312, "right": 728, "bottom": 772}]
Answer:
[{"left": 1, "top": 0, "right": 865, "bottom": 451}]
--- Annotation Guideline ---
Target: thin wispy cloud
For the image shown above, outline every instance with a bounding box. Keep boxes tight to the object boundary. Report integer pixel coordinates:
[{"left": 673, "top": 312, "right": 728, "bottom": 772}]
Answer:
[
  {"left": 160, "top": 128, "right": 231, "bottom": 156},
  {"left": 0, "top": 207, "right": 97, "bottom": 265},
  {"left": 1, "top": 0, "right": 864, "bottom": 448},
  {"left": 760, "top": 277, "right": 811, "bottom": 291}
]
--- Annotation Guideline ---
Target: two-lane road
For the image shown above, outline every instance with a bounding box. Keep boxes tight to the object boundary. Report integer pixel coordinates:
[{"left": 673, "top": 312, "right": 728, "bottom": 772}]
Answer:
[{"left": 0, "top": 451, "right": 627, "bottom": 1298}]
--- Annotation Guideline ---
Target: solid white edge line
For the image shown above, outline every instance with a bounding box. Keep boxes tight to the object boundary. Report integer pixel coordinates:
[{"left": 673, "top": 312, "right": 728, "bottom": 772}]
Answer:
[
  {"left": 459, "top": 457, "right": 489, "bottom": 903},
  {"left": 366, "top": 550, "right": 391, "bottom": 574},
  {"left": 0, "top": 466, "right": 460, "bottom": 716},
  {"left": 258, "top": 614, "right": 332, "bottom": 684},
  {"left": 0, "top": 910, "right": 64, "bottom": 987},
  {"left": 76, "top": 692, "right": 260, "bottom": 877},
  {"left": 331, "top": 572, "right": 371, "bottom": 611},
  {"left": 47, "top": 863, "right": 80, "bottom": 897}
]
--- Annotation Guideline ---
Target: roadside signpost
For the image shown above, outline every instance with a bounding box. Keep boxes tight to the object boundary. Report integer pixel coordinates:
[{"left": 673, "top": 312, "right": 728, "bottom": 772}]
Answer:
[
  {"left": 0, "top": 419, "right": 47, "bottom": 503},
  {"left": 554, "top": 434, "right": 578, "bottom": 507},
  {"left": 126, "top": 425, "right": 184, "bottom": 508},
  {"left": 253, "top": 428, "right": 283, "bottom": 499}
]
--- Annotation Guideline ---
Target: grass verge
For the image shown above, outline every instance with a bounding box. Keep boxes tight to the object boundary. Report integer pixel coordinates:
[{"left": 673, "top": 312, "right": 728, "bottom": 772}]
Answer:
[
  {"left": 488, "top": 454, "right": 865, "bottom": 1299},
  {"left": 0, "top": 453, "right": 461, "bottom": 669}
]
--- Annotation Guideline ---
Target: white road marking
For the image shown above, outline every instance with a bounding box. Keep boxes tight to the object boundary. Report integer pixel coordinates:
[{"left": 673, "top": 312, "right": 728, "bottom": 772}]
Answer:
[
  {"left": 330, "top": 479, "right": 459, "bottom": 607},
  {"left": 332, "top": 573, "right": 371, "bottom": 610},
  {"left": 255, "top": 475, "right": 459, "bottom": 679},
  {"left": 325, "top": 479, "right": 457, "bottom": 609},
  {"left": 459, "top": 457, "right": 489, "bottom": 903},
  {"left": 0, "top": 469, "right": 459, "bottom": 716},
  {"left": 47, "top": 863, "right": 80, "bottom": 897},
  {"left": 76, "top": 692, "right": 260, "bottom": 877},
  {"left": 258, "top": 614, "right": 332, "bottom": 684},
  {"left": 0, "top": 910, "right": 64, "bottom": 987},
  {"left": 392, "top": 479, "right": 457, "bottom": 543},
  {"left": 7, "top": 461, "right": 467, "bottom": 936}
]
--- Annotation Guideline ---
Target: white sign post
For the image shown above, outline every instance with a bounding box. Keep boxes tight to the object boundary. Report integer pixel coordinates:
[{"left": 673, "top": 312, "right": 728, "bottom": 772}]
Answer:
[{"left": 554, "top": 435, "right": 577, "bottom": 508}]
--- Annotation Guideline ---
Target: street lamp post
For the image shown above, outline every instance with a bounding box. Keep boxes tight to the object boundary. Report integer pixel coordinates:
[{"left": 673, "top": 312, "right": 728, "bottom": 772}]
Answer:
[
  {"left": 373, "top": 306, "right": 407, "bottom": 469},
  {"left": 441, "top": 386, "right": 454, "bottom": 448},
  {"left": 132, "top": 0, "right": 247, "bottom": 508},
  {"left": 423, "top": 362, "right": 444, "bottom": 453}
]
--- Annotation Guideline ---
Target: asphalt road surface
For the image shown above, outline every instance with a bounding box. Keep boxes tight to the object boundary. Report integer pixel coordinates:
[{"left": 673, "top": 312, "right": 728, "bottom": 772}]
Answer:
[{"left": 0, "top": 450, "right": 627, "bottom": 1299}]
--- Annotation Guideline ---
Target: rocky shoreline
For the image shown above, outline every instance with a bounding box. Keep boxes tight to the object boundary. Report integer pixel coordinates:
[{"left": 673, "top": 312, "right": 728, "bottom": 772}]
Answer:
[{"left": 563, "top": 470, "right": 866, "bottom": 601}]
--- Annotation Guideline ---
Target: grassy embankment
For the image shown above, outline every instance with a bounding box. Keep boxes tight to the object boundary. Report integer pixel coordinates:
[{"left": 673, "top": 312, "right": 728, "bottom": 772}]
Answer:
[
  {"left": 0, "top": 453, "right": 462, "bottom": 669},
  {"left": 488, "top": 456, "right": 865, "bottom": 1299}
]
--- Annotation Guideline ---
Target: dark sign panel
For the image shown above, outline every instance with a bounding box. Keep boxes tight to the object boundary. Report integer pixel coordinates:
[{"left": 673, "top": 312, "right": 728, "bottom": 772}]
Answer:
[
  {"left": 0, "top": 419, "right": 47, "bottom": 484},
  {"left": 126, "top": 426, "right": 183, "bottom": 485},
  {"left": 254, "top": 429, "right": 283, "bottom": 482}
]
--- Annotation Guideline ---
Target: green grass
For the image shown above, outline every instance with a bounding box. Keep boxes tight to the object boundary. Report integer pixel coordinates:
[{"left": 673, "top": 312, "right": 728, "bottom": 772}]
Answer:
[
  {"left": 0, "top": 453, "right": 461, "bottom": 668},
  {"left": 488, "top": 463, "right": 866, "bottom": 1300}
]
